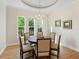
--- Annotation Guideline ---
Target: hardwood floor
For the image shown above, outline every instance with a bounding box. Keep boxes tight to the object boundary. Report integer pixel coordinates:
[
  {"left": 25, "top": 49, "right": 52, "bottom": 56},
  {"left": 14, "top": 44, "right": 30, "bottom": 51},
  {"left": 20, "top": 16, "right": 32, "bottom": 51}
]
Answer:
[{"left": 0, "top": 45, "right": 79, "bottom": 59}]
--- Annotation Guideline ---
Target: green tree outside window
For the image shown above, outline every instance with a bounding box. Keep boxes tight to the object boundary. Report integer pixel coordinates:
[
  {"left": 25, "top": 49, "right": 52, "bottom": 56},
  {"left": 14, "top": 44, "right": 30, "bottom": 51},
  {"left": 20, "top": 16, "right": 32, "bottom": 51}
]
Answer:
[
  {"left": 18, "top": 16, "right": 25, "bottom": 35},
  {"left": 29, "top": 17, "right": 34, "bottom": 35}
]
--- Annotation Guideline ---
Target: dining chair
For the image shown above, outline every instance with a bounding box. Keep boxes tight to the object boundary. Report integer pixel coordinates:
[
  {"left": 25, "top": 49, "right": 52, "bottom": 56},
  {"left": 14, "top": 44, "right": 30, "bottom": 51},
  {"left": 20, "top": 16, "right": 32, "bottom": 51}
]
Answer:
[
  {"left": 19, "top": 35, "right": 34, "bottom": 59},
  {"left": 24, "top": 33, "right": 29, "bottom": 45},
  {"left": 35, "top": 38, "right": 51, "bottom": 59},
  {"left": 37, "top": 32, "right": 43, "bottom": 38},
  {"left": 51, "top": 35, "right": 61, "bottom": 59},
  {"left": 50, "top": 32, "right": 56, "bottom": 42},
  {"left": 18, "top": 30, "right": 24, "bottom": 37}
]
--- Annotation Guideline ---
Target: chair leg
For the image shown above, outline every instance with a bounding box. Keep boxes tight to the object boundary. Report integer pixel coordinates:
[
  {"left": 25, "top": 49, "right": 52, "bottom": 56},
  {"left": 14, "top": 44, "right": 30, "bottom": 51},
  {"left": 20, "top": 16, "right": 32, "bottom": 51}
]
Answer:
[
  {"left": 47, "top": 57, "right": 48, "bottom": 59},
  {"left": 20, "top": 51, "right": 23, "bottom": 59},
  {"left": 21, "top": 54, "right": 23, "bottom": 59},
  {"left": 48, "top": 52, "right": 51, "bottom": 59},
  {"left": 20, "top": 51, "right": 22, "bottom": 59},
  {"left": 57, "top": 51, "right": 60, "bottom": 59},
  {"left": 49, "top": 55, "right": 51, "bottom": 59},
  {"left": 36, "top": 56, "right": 37, "bottom": 59},
  {"left": 32, "top": 50, "right": 35, "bottom": 59},
  {"left": 36, "top": 56, "right": 38, "bottom": 59},
  {"left": 47, "top": 57, "right": 49, "bottom": 59}
]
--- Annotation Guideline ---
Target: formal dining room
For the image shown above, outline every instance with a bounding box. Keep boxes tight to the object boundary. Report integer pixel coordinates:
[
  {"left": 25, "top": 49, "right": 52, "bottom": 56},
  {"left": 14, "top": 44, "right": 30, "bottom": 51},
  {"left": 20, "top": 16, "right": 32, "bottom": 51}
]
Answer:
[{"left": 0, "top": 0, "right": 79, "bottom": 59}]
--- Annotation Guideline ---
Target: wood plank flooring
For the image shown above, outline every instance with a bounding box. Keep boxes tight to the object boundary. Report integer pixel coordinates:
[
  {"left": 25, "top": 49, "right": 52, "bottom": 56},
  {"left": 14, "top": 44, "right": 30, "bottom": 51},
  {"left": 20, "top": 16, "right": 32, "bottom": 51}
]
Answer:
[{"left": 0, "top": 45, "right": 79, "bottom": 59}]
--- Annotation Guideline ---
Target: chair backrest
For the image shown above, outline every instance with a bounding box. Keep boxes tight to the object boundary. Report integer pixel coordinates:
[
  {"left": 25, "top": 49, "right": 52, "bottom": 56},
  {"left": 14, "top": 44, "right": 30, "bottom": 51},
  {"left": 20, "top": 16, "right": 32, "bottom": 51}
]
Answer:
[
  {"left": 37, "top": 32, "right": 43, "bottom": 38},
  {"left": 50, "top": 32, "right": 56, "bottom": 42},
  {"left": 24, "top": 33, "right": 29, "bottom": 39},
  {"left": 37, "top": 38, "right": 51, "bottom": 53},
  {"left": 19, "top": 35, "right": 23, "bottom": 52},
  {"left": 58, "top": 35, "right": 61, "bottom": 50},
  {"left": 24, "top": 33, "right": 29, "bottom": 44},
  {"left": 18, "top": 31, "right": 23, "bottom": 36}
]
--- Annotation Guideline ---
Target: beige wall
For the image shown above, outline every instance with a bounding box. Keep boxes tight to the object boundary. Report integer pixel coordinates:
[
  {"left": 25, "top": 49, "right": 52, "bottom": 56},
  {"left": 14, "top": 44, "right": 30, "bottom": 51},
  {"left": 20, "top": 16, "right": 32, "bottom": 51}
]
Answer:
[
  {"left": 0, "top": 0, "right": 6, "bottom": 55},
  {"left": 6, "top": 6, "right": 50, "bottom": 46},
  {"left": 49, "top": 1, "right": 79, "bottom": 52}
]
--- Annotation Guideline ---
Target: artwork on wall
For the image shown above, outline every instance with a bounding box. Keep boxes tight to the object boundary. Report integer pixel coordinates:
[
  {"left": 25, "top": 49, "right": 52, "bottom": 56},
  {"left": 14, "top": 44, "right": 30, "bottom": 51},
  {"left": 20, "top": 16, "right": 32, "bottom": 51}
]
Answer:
[
  {"left": 63, "top": 20, "right": 72, "bottom": 29},
  {"left": 55, "top": 20, "right": 61, "bottom": 27}
]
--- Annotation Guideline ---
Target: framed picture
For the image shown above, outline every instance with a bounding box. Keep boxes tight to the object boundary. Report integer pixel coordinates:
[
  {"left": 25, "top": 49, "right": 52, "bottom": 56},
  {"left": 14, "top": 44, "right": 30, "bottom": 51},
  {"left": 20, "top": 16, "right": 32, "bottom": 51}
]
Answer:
[
  {"left": 55, "top": 20, "right": 61, "bottom": 27},
  {"left": 63, "top": 20, "right": 72, "bottom": 29}
]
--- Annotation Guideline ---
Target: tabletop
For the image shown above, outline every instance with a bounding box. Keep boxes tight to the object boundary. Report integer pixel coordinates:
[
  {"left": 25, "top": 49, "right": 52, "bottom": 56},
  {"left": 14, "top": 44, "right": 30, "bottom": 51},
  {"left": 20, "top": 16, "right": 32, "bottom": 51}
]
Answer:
[
  {"left": 28, "top": 35, "right": 54, "bottom": 44},
  {"left": 28, "top": 36, "right": 37, "bottom": 43}
]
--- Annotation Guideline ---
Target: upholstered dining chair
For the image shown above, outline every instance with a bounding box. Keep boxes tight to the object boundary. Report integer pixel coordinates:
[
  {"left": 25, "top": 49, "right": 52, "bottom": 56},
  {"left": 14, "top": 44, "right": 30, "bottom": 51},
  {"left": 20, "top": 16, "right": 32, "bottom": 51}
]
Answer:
[
  {"left": 37, "top": 32, "right": 43, "bottom": 38},
  {"left": 24, "top": 33, "right": 29, "bottom": 45},
  {"left": 50, "top": 32, "right": 56, "bottom": 42},
  {"left": 51, "top": 35, "right": 61, "bottom": 59},
  {"left": 35, "top": 38, "right": 51, "bottom": 59},
  {"left": 19, "top": 35, "right": 34, "bottom": 59}
]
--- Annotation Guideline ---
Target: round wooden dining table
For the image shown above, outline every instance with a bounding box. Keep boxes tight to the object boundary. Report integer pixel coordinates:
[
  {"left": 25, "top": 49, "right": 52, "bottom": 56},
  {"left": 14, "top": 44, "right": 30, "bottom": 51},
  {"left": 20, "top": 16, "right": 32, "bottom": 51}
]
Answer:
[
  {"left": 28, "top": 36, "right": 37, "bottom": 44},
  {"left": 28, "top": 35, "right": 45, "bottom": 44}
]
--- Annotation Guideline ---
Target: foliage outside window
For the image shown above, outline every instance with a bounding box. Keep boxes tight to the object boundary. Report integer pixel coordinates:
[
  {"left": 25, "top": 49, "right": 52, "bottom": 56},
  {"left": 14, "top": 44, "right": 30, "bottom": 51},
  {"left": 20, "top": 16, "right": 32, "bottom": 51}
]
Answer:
[
  {"left": 29, "top": 17, "right": 34, "bottom": 35},
  {"left": 18, "top": 16, "right": 25, "bottom": 35}
]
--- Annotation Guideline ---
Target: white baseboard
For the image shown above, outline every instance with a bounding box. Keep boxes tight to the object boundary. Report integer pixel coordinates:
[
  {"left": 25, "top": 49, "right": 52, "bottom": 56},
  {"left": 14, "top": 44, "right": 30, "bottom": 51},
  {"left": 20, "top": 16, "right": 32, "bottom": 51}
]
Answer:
[
  {"left": 0, "top": 46, "right": 6, "bottom": 56},
  {"left": 0, "top": 43, "right": 18, "bottom": 55},
  {"left": 0, "top": 43, "right": 18, "bottom": 56},
  {"left": 61, "top": 44, "right": 79, "bottom": 52}
]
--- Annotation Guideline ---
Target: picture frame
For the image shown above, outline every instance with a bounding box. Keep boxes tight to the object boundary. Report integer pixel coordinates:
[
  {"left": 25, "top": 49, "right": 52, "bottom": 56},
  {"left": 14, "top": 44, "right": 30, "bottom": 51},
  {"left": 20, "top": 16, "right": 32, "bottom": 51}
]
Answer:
[
  {"left": 63, "top": 20, "right": 72, "bottom": 29},
  {"left": 55, "top": 20, "right": 61, "bottom": 27}
]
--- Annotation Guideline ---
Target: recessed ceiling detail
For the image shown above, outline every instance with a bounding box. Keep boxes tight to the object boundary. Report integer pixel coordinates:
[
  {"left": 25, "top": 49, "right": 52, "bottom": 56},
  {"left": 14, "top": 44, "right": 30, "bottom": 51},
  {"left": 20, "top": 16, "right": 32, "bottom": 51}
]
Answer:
[{"left": 21, "top": 0, "right": 58, "bottom": 8}]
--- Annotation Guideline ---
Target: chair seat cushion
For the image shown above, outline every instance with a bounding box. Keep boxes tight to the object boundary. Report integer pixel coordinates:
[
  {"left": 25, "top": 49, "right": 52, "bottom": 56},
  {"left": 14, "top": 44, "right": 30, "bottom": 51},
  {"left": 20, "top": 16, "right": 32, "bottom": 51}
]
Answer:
[
  {"left": 23, "top": 44, "right": 33, "bottom": 52},
  {"left": 51, "top": 50, "right": 57, "bottom": 56}
]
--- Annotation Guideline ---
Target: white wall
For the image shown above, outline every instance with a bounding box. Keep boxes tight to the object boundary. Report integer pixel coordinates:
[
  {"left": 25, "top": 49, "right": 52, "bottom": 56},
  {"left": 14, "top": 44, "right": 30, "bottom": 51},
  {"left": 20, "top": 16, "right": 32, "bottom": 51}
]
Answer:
[
  {"left": 0, "top": 0, "right": 6, "bottom": 55},
  {"left": 6, "top": 6, "right": 17, "bottom": 46},
  {"left": 6, "top": 6, "right": 50, "bottom": 46},
  {"left": 49, "top": 1, "right": 79, "bottom": 52}
]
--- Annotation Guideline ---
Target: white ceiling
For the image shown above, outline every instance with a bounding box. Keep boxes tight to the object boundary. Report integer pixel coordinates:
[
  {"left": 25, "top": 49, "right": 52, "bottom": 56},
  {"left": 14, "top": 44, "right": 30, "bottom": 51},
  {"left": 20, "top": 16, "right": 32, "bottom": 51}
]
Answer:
[{"left": 7, "top": 0, "right": 78, "bottom": 14}]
